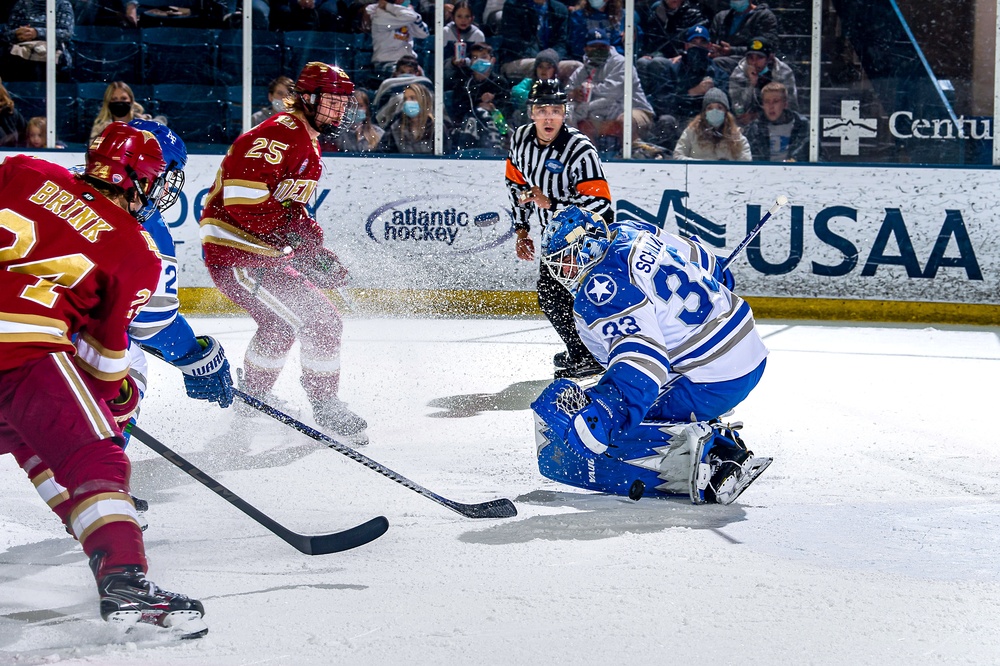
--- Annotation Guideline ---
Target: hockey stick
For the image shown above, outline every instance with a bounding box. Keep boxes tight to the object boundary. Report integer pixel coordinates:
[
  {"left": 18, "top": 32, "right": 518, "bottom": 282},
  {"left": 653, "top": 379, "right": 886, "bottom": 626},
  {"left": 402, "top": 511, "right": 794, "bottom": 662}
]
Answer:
[
  {"left": 129, "top": 425, "right": 389, "bottom": 555},
  {"left": 233, "top": 389, "right": 518, "bottom": 519},
  {"left": 720, "top": 195, "right": 789, "bottom": 271}
]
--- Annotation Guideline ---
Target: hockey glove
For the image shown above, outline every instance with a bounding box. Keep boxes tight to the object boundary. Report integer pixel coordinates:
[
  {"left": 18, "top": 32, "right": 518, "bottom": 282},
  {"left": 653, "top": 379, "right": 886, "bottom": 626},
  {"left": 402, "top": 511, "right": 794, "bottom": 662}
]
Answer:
[
  {"left": 173, "top": 336, "right": 234, "bottom": 408},
  {"left": 565, "top": 384, "right": 629, "bottom": 457},
  {"left": 531, "top": 378, "right": 587, "bottom": 444},
  {"left": 107, "top": 375, "right": 141, "bottom": 427},
  {"left": 715, "top": 263, "right": 736, "bottom": 291},
  {"left": 293, "top": 246, "right": 349, "bottom": 289}
]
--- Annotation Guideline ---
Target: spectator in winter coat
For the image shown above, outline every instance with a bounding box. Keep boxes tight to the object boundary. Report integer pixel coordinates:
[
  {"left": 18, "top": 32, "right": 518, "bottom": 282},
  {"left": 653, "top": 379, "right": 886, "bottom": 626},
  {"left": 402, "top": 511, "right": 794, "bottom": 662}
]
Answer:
[
  {"left": 446, "top": 42, "right": 511, "bottom": 126},
  {"left": 742, "top": 82, "right": 808, "bottom": 162},
  {"left": 640, "top": 0, "right": 705, "bottom": 59},
  {"left": 673, "top": 86, "right": 751, "bottom": 160},
  {"left": 709, "top": 1, "right": 779, "bottom": 72},
  {"left": 727, "top": 36, "right": 797, "bottom": 122},
  {"left": 566, "top": 0, "right": 641, "bottom": 62},
  {"left": 566, "top": 28, "right": 654, "bottom": 148},
  {"left": 1, "top": 0, "right": 74, "bottom": 81},
  {"left": 509, "top": 48, "right": 560, "bottom": 126},
  {"left": 498, "top": 0, "right": 579, "bottom": 81},
  {"left": 379, "top": 84, "right": 447, "bottom": 154},
  {"left": 639, "top": 25, "right": 729, "bottom": 124},
  {"left": 336, "top": 90, "right": 385, "bottom": 153},
  {"left": 372, "top": 54, "right": 433, "bottom": 126},
  {"left": 366, "top": 0, "right": 430, "bottom": 85},
  {"left": 0, "top": 80, "right": 27, "bottom": 147}
]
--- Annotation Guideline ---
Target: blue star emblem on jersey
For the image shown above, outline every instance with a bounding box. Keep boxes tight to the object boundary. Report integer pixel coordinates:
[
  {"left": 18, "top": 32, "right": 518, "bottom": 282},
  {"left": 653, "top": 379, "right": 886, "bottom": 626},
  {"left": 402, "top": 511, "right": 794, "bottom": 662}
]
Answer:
[
  {"left": 585, "top": 274, "right": 617, "bottom": 305},
  {"left": 544, "top": 159, "right": 565, "bottom": 174}
]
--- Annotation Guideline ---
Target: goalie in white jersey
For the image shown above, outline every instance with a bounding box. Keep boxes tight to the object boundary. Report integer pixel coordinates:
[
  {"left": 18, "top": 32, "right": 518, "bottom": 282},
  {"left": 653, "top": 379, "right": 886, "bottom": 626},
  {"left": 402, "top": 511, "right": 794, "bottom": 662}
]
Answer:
[{"left": 531, "top": 206, "right": 772, "bottom": 504}]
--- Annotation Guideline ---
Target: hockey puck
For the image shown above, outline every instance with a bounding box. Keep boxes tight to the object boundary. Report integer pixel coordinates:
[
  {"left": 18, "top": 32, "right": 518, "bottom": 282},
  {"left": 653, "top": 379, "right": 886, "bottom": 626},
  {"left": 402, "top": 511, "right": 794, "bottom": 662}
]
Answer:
[
  {"left": 473, "top": 212, "right": 500, "bottom": 227},
  {"left": 628, "top": 479, "right": 645, "bottom": 501}
]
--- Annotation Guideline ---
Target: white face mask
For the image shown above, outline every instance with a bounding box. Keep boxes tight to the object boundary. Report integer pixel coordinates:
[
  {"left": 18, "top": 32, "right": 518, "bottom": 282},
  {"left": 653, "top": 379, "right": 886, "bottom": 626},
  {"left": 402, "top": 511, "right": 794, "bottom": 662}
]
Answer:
[
  {"left": 588, "top": 0, "right": 606, "bottom": 9},
  {"left": 705, "top": 108, "right": 726, "bottom": 127},
  {"left": 271, "top": 98, "right": 285, "bottom": 112}
]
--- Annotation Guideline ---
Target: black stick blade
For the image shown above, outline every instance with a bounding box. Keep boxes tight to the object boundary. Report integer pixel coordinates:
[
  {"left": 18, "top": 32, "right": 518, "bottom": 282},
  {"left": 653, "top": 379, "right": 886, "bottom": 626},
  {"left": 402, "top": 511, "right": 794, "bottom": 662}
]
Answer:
[
  {"left": 306, "top": 516, "right": 390, "bottom": 555},
  {"left": 452, "top": 498, "right": 518, "bottom": 519}
]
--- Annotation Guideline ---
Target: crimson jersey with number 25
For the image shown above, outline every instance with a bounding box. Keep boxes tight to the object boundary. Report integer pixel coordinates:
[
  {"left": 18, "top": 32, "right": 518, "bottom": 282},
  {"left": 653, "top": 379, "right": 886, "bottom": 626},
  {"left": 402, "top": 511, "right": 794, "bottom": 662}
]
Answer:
[{"left": 0, "top": 155, "right": 161, "bottom": 401}]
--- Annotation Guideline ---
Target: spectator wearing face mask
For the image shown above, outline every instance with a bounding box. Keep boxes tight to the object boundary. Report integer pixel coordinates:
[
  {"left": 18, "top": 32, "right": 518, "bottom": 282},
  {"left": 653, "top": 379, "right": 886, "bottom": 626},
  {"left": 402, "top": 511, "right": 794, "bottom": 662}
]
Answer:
[
  {"left": 378, "top": 83, "right": 449, "bottom": 154},
  {"left": 640, "top": 0, "right": 706, "bottom": 59},
  {"left": 252, "top": 76, "right": 295, "bottom": 128},
  {"left": 672, "top": 87, "right": 750, "bottom": 160},
  {"left": 727, "top": 35, "right": 797, "bottom": 123},
  {"left": 498, "top": 0, "right": 582, "bottom": 82},
  {"left": 336, "top": 90, "right": 385, "bottom": 153},
  {"left": 566, "top": 28, "right": 654, "bottom": 151},
  {"left": 89, "top": 81, "right": 152, "bottom": 143},
  {"left": 446, "top": 42, "right": 511, "bottom": 125},
  {"left": 372, "top": 54, "right": 433, "bottom": 126},
  {"left": 566, "top": 0, "right": 641, "bottom": 62},
  {"left": 708, "top": 0, "right": 779, "bottom": 73}
]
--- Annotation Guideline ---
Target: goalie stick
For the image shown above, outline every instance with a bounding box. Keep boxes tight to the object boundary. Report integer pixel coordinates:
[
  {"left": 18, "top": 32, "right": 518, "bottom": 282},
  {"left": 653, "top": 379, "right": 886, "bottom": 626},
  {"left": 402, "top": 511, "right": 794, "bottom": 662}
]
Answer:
[
  {"left": 233, "top": 389, "right": 518, "bottom": 520},
  {"left": 129, "top": 425, "right": 389, "bottom": 555},
  {"left": 720, "top": 195, "right": 789, "bottom": 271}
]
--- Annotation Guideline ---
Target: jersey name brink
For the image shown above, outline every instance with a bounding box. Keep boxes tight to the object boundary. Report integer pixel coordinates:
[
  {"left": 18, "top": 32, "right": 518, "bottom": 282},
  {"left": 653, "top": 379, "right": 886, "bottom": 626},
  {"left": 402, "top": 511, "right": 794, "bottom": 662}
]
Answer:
[{"left": 28, "top": 181, "right": 115, "bottom": 242}]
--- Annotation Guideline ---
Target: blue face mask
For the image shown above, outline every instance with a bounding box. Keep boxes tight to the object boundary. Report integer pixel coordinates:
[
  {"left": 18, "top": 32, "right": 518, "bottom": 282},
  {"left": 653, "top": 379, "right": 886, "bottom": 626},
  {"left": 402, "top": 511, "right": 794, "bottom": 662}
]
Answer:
[
  {"left": 403, "top": 100, "right": 421, "bottom": 117},
  {"left": 705, "top": 108, "right": 726, "bottom": 127},
  {"left": 730, "top": 0, "right": 749, "bottom": 11},
  {"left": 470, "top": 58, "right": 493, "bottom": 75},
  {"left": 356, "top": 109, "right": 367, "bottom": 122}
]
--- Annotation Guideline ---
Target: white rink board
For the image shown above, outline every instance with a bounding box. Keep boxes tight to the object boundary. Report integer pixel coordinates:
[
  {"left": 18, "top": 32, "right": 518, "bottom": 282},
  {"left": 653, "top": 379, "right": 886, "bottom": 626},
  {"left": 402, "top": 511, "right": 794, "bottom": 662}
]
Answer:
[{"left": 15, "top": 152, "right": 1000, "bottom": 304}]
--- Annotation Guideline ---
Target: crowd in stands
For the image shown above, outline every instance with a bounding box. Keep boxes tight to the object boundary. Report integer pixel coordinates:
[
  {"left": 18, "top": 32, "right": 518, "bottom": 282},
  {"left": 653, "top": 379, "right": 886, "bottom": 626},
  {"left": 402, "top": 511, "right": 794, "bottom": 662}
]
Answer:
[{"left": 0, "top": 0, "right": 811, "bottom": 160}]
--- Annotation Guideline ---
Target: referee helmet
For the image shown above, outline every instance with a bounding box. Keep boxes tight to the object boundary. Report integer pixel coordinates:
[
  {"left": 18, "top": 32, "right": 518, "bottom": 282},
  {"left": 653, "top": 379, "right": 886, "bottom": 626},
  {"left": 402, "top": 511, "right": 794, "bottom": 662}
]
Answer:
[{"left": 527, "top": 79, "right": 568, "bottom": 107}]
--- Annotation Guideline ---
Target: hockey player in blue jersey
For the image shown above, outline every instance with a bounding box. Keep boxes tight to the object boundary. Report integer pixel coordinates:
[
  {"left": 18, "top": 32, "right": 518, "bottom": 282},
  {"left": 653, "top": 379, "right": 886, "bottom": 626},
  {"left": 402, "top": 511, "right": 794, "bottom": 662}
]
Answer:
[
  {"left": 530, "top": 206, "right": 772, "bottom": 504},
  {"left": 120, "top": 120, "right": 235, "bottom": 443}
]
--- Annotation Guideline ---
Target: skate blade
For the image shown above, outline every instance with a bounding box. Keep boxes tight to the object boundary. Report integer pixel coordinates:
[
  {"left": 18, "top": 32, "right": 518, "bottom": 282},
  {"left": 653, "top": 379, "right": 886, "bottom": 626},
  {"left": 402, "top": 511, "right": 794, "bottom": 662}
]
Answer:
[
  {"left": 165, "top": 614, "right": 209, "bottom": 639},
  {"left": 714, "top": 456, "right": 773, "bottom": 505}
]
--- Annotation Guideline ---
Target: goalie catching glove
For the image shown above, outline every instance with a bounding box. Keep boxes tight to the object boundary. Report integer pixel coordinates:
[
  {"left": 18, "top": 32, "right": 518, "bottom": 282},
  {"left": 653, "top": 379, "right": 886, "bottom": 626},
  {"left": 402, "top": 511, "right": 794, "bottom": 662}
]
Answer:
[
  {"left": 531, "top": 379, "right": 628, "bottom": 458},
  {"left": 173, "top": 336, "right": 234, "bottom": 407}
]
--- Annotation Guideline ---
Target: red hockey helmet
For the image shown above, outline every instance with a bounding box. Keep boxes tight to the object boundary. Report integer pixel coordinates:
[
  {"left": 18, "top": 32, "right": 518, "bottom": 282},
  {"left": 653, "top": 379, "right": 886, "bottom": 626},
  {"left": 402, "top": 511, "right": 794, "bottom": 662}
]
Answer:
[
  {"left": 295, "top": 62, "right": 354, "bottom": 97},
  {"left": 85, "top": 122, "right": 165, "bottom": 196}
]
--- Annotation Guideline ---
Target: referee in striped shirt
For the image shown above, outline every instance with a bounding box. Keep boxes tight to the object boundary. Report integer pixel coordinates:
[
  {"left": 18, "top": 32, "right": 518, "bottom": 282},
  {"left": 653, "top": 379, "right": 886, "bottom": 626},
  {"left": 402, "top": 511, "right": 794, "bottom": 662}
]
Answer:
[{"left": 506, "top": 79, "right": 613, "bottom": 379}]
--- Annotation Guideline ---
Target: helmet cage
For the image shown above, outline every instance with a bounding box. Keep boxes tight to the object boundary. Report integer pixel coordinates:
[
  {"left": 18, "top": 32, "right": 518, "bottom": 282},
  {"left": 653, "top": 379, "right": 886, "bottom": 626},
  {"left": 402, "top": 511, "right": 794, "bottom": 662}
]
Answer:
[
  {"left": 540, "top": 207, "right": 610, "bottom": 292},
  {"left": 300, "top": 91, "right": 358, "bottom": 137}
]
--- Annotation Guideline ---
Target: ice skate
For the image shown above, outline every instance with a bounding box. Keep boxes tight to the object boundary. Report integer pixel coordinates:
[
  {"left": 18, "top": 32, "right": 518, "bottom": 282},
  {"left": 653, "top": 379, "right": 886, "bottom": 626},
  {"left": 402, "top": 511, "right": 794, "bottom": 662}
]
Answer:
[
  {"left": 312, "top": 397, "right": 369, "bottom": 446},
  {"left": 554, "top": 355, "right": 603, "bottom": 379},
  {"left": 92, "top": 556, "right": 207, "bottom": 639},
  {"left": 703, "top": 427, "right": 772, "bottom": 505},
  {"left": 553, "top": 351, "right": 569, "bottom": 369}
]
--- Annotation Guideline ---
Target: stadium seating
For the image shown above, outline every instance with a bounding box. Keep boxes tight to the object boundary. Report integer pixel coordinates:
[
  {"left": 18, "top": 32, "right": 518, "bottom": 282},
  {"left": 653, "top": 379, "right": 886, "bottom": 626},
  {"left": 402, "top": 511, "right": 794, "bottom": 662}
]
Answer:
[
  {"left": 152, "top": 84, "right": 233, "bottom": 143},
  {"left": 73, "top": 26, "right": 143, "bottom": 84}
]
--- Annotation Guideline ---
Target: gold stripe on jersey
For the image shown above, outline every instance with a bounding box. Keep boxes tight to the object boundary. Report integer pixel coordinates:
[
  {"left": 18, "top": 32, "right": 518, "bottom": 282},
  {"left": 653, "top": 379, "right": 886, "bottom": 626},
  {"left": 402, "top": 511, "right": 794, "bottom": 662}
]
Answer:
[
  {"left": 31, "top": 468, "right": 70, "bottom": 508},
  {"left": 222, "top": 179, "right": 271, "bottom": 206},
  {"left": 52, "top": 352, "right": 116, "bottom": 441},
  {"left": 0, "top": 311, "right": 70, "bottom": 344},
  {"left": 69, "top": 492, "right": 140, "bottom": 543},
  {"left": 200, "top": 218, "right": 287, "bottom": 257}
]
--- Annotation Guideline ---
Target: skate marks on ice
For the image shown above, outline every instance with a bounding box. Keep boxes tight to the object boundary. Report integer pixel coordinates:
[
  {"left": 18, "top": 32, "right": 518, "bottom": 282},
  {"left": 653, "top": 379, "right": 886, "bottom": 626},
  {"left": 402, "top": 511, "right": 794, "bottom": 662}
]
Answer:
[
  {"left": 458, "top": 490, "right": 748, "bottom": 545},
  {"left": 427, "top": 379, "right": 551, "bottom": 418}
]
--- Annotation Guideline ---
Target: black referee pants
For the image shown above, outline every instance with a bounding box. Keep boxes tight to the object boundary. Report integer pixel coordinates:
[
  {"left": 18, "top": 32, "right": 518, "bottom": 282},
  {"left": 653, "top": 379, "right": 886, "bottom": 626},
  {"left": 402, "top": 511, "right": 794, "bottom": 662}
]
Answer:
[{"left": 536, "top": 263, "right": 596, "bottom": 365}]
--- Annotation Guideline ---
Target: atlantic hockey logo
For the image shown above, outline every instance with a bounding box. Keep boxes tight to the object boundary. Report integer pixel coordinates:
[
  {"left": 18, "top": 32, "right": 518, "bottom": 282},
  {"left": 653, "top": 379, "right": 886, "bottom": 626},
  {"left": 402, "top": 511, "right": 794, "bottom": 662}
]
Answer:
[
  {"left": 617, "top": 190, "right": 726, "bottom": 247},
  {"left": 365, "top": 194, "right": 515, "bottom": 254},
  {"left": 584, "top": 274, "right": 617, "bottom": 305}
]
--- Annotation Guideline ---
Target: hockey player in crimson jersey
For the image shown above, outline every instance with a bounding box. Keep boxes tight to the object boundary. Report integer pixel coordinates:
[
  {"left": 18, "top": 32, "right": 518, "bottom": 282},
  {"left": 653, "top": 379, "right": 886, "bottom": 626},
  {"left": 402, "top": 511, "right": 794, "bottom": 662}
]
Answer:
[
  {"left": 531, "top": 207, "right": 772, "bottom": 505},
  {"left": 0, "top": 124, "right": 207, "bottom": 637},
  {"left": 200, "top": 61, "right": 367, "bottom": 443}
]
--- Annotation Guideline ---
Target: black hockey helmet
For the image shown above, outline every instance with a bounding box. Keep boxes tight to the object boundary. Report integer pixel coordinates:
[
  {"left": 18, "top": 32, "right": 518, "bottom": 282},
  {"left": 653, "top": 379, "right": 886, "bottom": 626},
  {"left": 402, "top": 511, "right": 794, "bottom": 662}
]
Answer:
[{"left": 527, "top": 78, "right": 567, "bottom": 107}]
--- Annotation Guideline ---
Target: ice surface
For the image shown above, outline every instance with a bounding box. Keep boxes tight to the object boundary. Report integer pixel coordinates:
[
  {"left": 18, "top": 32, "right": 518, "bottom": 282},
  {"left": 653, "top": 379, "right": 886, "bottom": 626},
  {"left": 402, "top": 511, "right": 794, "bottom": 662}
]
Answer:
[{"left": 1, "top": 317, "right": 999, "bottom": 665}]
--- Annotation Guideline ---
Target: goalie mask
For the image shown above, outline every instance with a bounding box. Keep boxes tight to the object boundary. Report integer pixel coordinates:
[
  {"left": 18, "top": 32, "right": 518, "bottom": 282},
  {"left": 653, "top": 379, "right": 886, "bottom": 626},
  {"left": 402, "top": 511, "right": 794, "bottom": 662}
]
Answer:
[
  {"left": 129, "top": 119, "right": 187, "bottom": 223},
  {"left": 541, "top": 206, "right": 611, "bottom": 293},
  {"left": 295, "top": 61, "right": 357, "bottom": 137}
]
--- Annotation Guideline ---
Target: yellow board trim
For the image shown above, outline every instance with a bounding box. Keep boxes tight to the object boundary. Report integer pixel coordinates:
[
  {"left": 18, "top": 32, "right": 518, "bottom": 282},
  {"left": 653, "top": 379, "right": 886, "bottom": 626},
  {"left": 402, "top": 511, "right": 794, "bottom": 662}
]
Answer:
[{"left": 177, "top": 288, "right": 1000, "bottom": 326}]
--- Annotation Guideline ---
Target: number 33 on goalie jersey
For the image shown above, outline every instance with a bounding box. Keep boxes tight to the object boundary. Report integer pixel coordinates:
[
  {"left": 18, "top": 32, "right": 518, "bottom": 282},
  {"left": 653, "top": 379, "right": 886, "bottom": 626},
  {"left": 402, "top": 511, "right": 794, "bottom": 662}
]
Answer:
[{"left": 574, "top": 223, "right": 768, "bottom": 408}]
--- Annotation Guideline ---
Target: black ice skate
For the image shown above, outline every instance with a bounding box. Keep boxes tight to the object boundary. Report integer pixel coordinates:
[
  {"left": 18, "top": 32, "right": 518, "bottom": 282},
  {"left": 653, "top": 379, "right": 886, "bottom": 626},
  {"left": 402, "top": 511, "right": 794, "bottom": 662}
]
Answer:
[
  {"left": 554, "top": 355, "right": 603, "bottom": 379},
  {"left": 704, "top": 429, "right": 772, "bottom": 505},
  {"left": 553, "top": 351, "right": 569, "bottom": 369},
  {"left": 311, "top": 397, "right": 369, "bottom": 446},
  {"left": 91, "top": 556, "right": 207, "bottom": 639}
]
